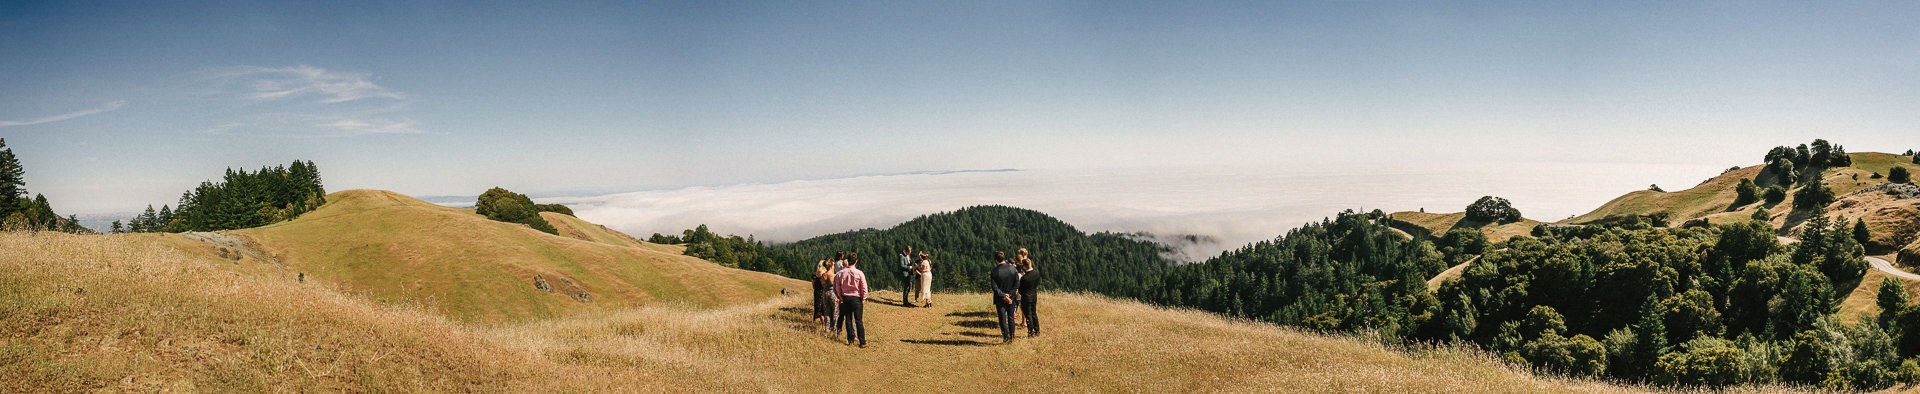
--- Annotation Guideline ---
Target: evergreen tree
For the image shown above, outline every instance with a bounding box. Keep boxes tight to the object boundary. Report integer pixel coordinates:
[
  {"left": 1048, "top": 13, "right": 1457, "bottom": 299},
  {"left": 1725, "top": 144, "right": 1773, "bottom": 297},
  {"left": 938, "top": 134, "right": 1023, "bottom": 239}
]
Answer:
[
  {"left": 1891, "top": 167, "right": 1911, "bottom": 184},
  {"left": 1794, "top": 176, "right": 1834, "bottom": 210},
  {"left": 1751, "top": 207, "right": 1772, "bottom": 222},
  {"left": 1879, "top": 277, "right": 1907, "bottom": 328},
  {"left": 1854, "top": 218, "right": 1872, "bottom": 247},
  {"left": 0, "top": 138, "right": 24, "bottom": 219},
  {"left": 157, "top": 205, "right": 174, "bottom": 231},
  {"left": 1635, "top": 294, "right": 1670, "bottom": 374},
  {"left": 109, "top": 220, "right": 123, "bottom": 234}
]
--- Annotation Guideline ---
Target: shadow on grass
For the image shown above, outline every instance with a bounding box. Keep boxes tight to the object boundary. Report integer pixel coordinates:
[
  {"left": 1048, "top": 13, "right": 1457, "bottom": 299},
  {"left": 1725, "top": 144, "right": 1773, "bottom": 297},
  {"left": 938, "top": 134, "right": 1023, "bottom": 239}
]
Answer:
[
  {"left": 900, "top": 338, "right": 996, "bottom": 347},
  {"left": 954, "top": 331, "right": 1000, "bottom": 338},
  {"left": 945, "top": 311, "right": 993, "bottom": 318},
  {"left": 954, "top": 319, "right": 1000, "bottom": 329}
]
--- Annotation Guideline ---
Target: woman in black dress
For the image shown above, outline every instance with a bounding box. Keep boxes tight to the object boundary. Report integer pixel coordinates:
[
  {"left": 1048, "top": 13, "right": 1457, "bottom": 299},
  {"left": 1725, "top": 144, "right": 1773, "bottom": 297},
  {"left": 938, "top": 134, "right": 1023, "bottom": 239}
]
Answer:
[{"left": 813, "top": 260, "right": 837, "bottom": 331}]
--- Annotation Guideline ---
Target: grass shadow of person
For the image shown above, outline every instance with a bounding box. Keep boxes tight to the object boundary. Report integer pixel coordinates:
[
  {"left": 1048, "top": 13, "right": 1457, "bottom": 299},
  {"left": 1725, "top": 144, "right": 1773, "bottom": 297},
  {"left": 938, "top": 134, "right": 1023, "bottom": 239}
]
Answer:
[
  {"left": 954, "top": 319, "right": 1000, "bottom": 329},
  {"left": 900, "top": 338, "right": 995, "bottom": 347},
  {"left": 945, "top": 311, "right": 993, "bottom": 318}
]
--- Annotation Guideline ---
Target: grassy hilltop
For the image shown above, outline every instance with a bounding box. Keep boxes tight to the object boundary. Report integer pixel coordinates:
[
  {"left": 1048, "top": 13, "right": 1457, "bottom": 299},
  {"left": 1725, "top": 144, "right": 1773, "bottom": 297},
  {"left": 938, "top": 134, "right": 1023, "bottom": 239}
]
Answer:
[{"left": 234, "top": 189, "right": 798, "bottom": 324}]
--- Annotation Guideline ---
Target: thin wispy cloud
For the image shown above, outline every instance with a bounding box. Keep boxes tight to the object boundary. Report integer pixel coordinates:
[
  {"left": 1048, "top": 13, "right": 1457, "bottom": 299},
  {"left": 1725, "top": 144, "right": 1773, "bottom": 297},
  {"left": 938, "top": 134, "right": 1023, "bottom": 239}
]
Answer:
[
  {"left": 196, "top": 65, "right": 426, "bottom": 137},
  {"left": 207, "top": 65, "right": 403, "bottom": 104},
  {"left": 317, "top": 118, "right": 423, "bottom": 135},
  {"left": 0, "top": 100, "right": 125, "bottom": 128}
]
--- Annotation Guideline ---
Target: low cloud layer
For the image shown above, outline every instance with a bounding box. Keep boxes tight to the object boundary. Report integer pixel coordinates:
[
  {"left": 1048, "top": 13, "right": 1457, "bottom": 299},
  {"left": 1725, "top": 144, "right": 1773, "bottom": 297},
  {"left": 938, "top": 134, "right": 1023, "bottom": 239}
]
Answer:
[{"left": 555, "top": 163, "right": 1728, "bottom": 261}]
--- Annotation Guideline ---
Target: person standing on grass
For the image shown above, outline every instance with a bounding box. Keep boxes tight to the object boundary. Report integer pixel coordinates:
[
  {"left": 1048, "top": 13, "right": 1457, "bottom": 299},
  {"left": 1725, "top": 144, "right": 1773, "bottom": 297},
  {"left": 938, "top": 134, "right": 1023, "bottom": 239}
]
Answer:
[
  {"left": 989, "top": 251, "right": 1021, "bottom": 344},
  {"left": 915, "top": 252, "right": 934, "bottom": 307},
  {"left": 813, "top": 260, "right": 837, "bottom": 331},
  {"left": 1016, "top": 248, "right": 1040, "bottom": 337},
  {"left": 830, "top": 252, "right": 848, "bottom": 332},
  {"left": 899, "top": 245, "right": 917, "bottom": 307},
  {"left": 836, "top": 253, "right": 871, "bottom": 348}
]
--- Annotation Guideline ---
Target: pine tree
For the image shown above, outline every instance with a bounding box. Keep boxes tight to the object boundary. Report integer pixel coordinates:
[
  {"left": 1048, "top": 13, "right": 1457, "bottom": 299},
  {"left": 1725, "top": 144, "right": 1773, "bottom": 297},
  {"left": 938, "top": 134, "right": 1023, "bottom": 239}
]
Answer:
[
  {"left": 1854, "top": 218, "right": 1872, "bottom": 246},
  {"left": 157, "top": 205, "right": 173, "bottom": 231},
  {"left": 109, "top": 220, "right": 123, "bottom": 234},
  {"left": 1892, "top": 166, "right": 1911, "bottom": 184},
  {"left": 1634, "top": 295, "right": 1669, "bottom": 373},
  {"left": 1793, "top": 175, "right": 1834, "bottom": 210},
  {"left": 1879, "top": 277, "right": 1907, "bottom": 327},
  {"left": 0, "top": 138, "right": 24, "bottom": 219}
]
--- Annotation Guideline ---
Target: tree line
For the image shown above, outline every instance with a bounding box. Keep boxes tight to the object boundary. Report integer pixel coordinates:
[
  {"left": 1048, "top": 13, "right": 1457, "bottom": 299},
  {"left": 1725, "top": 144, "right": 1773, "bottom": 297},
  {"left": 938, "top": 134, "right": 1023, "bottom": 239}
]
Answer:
[
  {"left": 655, "top": 205, "right": 1179, "bottom": 298},
  {"left": 0, "top": 138, "right": 87, "bottom": 233},
  {"left": 114, "top": 160, "right": 326, "bottom": 233}
]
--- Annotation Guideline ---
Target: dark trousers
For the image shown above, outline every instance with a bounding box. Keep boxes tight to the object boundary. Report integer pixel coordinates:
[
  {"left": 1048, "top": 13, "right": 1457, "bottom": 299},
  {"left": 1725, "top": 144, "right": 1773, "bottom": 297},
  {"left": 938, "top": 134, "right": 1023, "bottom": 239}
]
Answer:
[
  {"left": 840, "top": 296, "right": 866, "bottom": 345},
  {"left": 995, "top": 302, "right": 1018, "bottom": 342},
  {"left": 1021, "top": 300, "right": 1039, "bottom": 335},
  {"left": 901, "top": 274, "right": 916, "bottom": 305}
]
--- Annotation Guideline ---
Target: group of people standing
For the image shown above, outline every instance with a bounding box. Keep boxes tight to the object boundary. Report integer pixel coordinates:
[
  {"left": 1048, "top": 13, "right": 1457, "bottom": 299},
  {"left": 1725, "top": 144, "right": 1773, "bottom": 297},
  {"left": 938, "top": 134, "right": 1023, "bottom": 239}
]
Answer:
[
  {"left": 990, "top": 248, "right": 1040, "bottom": 343},
  {"left": 808, "top": 246, "right": 1039, "bottom": 348}
]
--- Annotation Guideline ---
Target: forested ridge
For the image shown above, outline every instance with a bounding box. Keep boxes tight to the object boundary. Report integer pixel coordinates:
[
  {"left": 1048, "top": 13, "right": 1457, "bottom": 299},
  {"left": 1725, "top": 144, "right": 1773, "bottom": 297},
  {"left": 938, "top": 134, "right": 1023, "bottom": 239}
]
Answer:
[{"left": 655, "top": 205, "right": 1179, "bottom": 298}]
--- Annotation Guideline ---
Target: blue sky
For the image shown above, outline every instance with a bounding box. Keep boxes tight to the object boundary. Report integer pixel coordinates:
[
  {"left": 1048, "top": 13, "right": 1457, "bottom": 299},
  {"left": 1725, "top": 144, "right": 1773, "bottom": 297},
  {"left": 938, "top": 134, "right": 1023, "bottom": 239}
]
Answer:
[{"left": 2, "top": 1, "right": 1918, "bottom": 214}]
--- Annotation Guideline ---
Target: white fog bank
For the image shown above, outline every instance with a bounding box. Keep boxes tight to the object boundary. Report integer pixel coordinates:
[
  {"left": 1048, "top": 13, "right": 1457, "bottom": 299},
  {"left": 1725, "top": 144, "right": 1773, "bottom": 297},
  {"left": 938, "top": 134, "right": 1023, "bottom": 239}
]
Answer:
[{"left": 553, "top": 162, "right": 1729, "bottom": 261}]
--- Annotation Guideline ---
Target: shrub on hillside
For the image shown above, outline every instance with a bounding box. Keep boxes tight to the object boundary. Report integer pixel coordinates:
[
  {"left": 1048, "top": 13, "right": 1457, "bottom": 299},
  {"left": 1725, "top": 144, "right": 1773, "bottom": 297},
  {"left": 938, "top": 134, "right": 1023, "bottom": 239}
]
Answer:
[
  {"left": 1733, "top": 178, "right": 1760, "bottom": 207},
  {"left": 1764, "top": 185, "right": 1788, "bottom": 205},
  {"left": 1892, "top": 167, "right": 1911, "bottom": 184},
  {"left": 1465, "top": 196, "right": 1523, "bottom": 224},
  {"left": 1794, "top": 177, "right": 1835, "bottom": 210},
  {"left": 534, "top": 203, "right": 574, "bottom": 216},
  {"left": 477, "top": 187, "right": 558, "bottom": 235}
]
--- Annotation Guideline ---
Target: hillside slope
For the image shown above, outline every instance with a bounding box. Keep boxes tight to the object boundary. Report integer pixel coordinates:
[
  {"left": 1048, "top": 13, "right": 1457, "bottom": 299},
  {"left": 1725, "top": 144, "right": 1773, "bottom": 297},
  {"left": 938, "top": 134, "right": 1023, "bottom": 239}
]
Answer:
[
  {"left": 1387, "top": 211, "right": 1543, "bottom": 243},
  {"left": 1572, "top": 152, "right": 1920, "bottom": 228},
  {"left": 2, "top": 231, "right": 1663, "bottom": 392},
  {"left": 234, "top": 190, "right": 798, "bottom": 324}
]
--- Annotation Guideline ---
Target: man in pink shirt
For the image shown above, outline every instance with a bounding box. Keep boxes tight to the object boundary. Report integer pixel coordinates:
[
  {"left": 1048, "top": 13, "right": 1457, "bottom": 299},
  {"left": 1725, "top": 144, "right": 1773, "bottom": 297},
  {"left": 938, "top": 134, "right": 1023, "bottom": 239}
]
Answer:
[{"left": 834, "top": 253, "right": 870, "bottom": 348}]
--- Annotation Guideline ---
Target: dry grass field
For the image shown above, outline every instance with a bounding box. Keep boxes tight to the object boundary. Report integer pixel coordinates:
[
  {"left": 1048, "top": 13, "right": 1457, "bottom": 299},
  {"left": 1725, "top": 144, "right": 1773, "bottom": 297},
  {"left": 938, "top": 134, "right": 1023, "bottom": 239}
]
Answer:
[{"left": 3, "top": 230, "right": 1698, "bottom": 393}]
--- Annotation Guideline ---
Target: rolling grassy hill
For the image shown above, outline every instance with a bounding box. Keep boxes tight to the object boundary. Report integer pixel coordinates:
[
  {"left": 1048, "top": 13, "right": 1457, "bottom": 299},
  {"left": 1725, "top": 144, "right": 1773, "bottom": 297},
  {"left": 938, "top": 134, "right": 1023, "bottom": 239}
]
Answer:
[
  {"left": 1387, "top": 211, "right": 1543, "bottom": 243},
  {"left": 232, "top": 189, "right": 798, "bottom": 324},
  {"left": 2, "top": 231, "right": 1673, "bottom": 392},
  {"left": 1571, "top": 152, "right": 1920, "bottom": 228}
]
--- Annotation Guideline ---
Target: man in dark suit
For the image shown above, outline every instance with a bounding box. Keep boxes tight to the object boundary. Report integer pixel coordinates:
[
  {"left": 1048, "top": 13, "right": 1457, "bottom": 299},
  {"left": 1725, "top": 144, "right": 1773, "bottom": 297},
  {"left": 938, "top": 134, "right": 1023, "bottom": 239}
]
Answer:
[
  {"left": 989, "top": 251, "right": 1021, "bottom": 344},
  {"left": 899, "top": 245, "right": 917, "bottom": 306}
]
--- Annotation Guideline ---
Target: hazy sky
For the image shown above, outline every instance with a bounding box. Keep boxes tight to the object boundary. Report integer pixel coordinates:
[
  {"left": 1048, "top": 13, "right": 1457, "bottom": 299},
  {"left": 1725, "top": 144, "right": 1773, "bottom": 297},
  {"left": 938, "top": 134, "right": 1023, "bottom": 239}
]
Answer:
[{"left": 2, "top": 1, "right": 1917, "bottom": 215}]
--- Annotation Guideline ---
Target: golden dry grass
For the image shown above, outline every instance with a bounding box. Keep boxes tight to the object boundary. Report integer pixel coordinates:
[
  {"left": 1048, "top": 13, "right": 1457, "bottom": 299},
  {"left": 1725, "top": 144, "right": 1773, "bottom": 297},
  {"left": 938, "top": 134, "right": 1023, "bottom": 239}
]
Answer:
[
  {"left": 1389, "top": 211, "right": 1542, "bottom": 243},
  {"left": 1835, "top": 259, "right": 1920, "bottom": 325},
  {"left": 234, "top": 190, "right": 798, "bottom": 325},
  {"left": 4, "top": 231, "right": 1693, "bottom": 393}
]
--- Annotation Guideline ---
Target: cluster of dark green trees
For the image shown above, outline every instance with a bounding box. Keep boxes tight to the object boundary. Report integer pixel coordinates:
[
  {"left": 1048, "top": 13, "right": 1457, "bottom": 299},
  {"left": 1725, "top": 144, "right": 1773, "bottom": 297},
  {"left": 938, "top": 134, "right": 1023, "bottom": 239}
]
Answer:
[
  {"left": 1737, "top": 139, "right": 1853, "bottom": 212},
  {"left": 0, "top": 139, "right": 86, "bottom": 233},
  {"left": 1764, "top": 139, "right": 1853, "bottom": 186},
  {"left": 659, "top": 206, "right": 1178, "bottom": 298},
  {"left": 648, "top": 225, "right": 786, "bottom": 274},
  {"left": 1465, "top": 196, "right": 1523, "bottom": 224},
  {"left": 475, "top": 187, "right": 564, "bottom": 235},
  {"left": 114, "top": 161, "right": 326, "bottom": 233}
]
